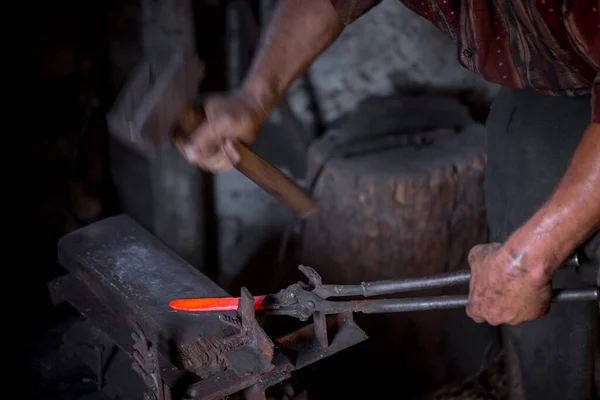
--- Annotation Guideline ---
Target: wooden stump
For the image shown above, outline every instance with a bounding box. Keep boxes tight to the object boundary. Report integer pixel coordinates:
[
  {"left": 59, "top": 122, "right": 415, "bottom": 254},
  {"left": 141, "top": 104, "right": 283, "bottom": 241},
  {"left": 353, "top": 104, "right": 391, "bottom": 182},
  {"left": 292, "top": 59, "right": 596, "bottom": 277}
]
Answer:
[
  {"left": 304, "top": 125, "right": 488, "bottom": 283},
  {"left": 300, "top": 95, "right": 499, "bottom": 397}
]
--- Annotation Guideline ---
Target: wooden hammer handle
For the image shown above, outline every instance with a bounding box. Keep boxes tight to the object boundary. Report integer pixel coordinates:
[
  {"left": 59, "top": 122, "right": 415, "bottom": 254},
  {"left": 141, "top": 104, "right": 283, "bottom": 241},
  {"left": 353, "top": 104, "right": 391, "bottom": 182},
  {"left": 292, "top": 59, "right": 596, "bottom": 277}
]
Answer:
[
  {"left": 223, "top": 140, "right": 317, "bottom": 218},
  {"left": 176, "top": 105, "right": 317, "bottom": 219}
]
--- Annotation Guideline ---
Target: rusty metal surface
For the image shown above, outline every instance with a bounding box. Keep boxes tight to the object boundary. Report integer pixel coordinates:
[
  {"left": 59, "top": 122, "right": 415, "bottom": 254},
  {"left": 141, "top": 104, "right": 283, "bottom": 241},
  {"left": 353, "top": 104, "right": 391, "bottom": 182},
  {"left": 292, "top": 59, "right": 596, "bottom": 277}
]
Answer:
[
  {"left": 59, "top": 319, "right": 149, "bottom": 399},
  {"left": 47, "top": 274, "right": 190, "bottom": 388},
  {"left": 54, "top": 214, "right": 370, "bottom": 399},
  {"left": 220, "top": 288, "right": 275, "bottom": 376},
  {"left": 131, "top": 323, "right": 171, "bottom": 400},
  {"left": 57, "top": 214, "right": 237, "bottom": 375},
  {"left": 48, "top": 268, "right": 367, "bottom": 400},
  {"left": 185, "top": 369, "right": 260, "bottom": 400},
  {"left": 185, "top": 306, "right": 368, "bottom": 399},
  {"left": 57, "top": 214, "right": 231, "bottom": 336},
  {"left": 182, "top": 288, "right": 291, "bottom": 400},
  {"left": 50, "top": 272, "right": 281, "bottom": 399},
  {"left": 264, "top": 265, "right": 598, "bottom": 318},
  {"left": 48, "top": 275, "right": 135, "bottom": 350},
  {"left": 276, "top": 312, "right": 368, "bottom": 370}
]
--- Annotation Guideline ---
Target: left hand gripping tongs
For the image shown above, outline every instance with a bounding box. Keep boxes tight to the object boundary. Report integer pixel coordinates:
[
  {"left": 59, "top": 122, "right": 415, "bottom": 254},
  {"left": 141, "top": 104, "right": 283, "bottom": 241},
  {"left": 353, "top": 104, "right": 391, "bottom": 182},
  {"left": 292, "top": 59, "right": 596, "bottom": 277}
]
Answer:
[{"left": 261, "top": 263, "right": 599, "bottom": 321}]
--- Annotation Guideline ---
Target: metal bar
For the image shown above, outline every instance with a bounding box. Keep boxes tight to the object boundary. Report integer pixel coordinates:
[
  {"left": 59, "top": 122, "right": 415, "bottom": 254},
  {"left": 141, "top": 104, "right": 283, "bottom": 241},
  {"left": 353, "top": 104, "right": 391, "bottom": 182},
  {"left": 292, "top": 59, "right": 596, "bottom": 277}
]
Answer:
[
  {"left": 314, "top": 270, "right": 471, "bottom": 298},
  {"left": 314, "top": 259, "right": 597, "bottom": 299},
  {"left": 313, "top": 288, "right": 598, "bottom": 315},
  {"left": 555, "top": 288, "right": 599, "bottom": 302},
  {"left": 313, "top": 312, "right": 328, "bottom": 348},
  {"left": 274, "top": 312, "right": 368, "bottom": 370}
]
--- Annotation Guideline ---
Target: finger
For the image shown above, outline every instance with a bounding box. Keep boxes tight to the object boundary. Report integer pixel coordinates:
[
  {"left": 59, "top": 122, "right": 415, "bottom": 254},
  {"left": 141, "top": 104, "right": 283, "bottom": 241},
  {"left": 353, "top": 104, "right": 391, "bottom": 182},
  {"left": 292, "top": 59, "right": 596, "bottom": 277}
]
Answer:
[
  {"left": 206, "top": 108, "right": 259, "bottom": 146},
  {"left": 485, "top": 309, "right": 513, "bottom": 326},
  {"left": 196, "top": 151, "right": 234, "bottom": 173},
  {"left": 222, "top": 139, "right": 240, "bottom": 165},
  {"left": 170, "top": 124, "right": 192, "bottom": 147},
  {"left": 208, "top": 115, "right": 259, "bottom": 149},
  {"left": 191, "top": 122, "right": 222, "bottom": 158},
  {"left": 467, "top": 244, "right": 487, "bottom": 267},
  {"left": 175, "top": 126, "right": 235, "bottom": 172},
  {"left": 466, "top": 303, "right": 484, "bottom": 323},
  {"left": 173, "top": 138, "right": 199, "bottom": 164},
  {"left": 467, "top": 242, "right": 504, "bottom": 267},
  {"left": 467, "top": 311, "right": 485, "bottom": 324},
  {"left": 488, "top": 242, "right": 503, "bottom": 251}
]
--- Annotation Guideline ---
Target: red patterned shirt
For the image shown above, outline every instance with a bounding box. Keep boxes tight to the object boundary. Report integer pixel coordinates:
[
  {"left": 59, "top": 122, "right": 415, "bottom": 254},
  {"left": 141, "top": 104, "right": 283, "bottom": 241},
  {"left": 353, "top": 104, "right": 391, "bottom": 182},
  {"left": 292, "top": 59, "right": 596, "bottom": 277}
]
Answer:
[{"left": 329, "top": 0, "right": 600, "bottom": 123}]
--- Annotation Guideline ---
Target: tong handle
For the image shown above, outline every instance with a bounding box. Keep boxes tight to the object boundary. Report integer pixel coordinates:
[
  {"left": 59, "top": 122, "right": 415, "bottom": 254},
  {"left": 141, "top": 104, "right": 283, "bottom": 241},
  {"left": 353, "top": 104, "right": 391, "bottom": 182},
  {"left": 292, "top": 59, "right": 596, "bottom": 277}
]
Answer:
[
  {"left": 313, "top": 287, "right": 598, "bottom": 315},
  {"left": 315, "top": 270, "right": 470, "bottom": 299},
  {"left": 314, "top": 254, "right": 596, "bottom": 300}
]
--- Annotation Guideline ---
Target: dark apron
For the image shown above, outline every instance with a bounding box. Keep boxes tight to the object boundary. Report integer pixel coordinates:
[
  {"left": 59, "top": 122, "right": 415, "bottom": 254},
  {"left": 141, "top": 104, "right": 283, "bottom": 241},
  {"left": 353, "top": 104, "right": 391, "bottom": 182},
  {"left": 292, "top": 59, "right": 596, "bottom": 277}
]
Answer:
[{"left": 484, "top": 87, "right": 600, "bottom": 399}]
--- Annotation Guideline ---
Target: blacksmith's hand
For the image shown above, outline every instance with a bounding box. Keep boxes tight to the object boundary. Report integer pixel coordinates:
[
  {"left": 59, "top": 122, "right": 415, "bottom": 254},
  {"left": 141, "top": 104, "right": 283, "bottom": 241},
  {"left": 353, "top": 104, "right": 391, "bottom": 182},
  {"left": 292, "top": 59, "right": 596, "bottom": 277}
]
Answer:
[
  {"left": 466, "top": 123, "right": 600, "bottom": 325},
  {"left": 173, "top": 91, "right": 268, "bottom": 173},
  {"left": 466, "top": 242, "right": 553, "bottom": 326}
]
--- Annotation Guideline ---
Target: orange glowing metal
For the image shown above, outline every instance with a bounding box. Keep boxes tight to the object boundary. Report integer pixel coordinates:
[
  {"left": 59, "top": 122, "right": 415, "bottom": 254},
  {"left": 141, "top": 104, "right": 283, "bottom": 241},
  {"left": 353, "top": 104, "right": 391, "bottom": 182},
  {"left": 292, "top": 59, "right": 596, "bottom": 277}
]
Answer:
[{"left": 169, "top": 295, "right": 267, "bottom": 312}]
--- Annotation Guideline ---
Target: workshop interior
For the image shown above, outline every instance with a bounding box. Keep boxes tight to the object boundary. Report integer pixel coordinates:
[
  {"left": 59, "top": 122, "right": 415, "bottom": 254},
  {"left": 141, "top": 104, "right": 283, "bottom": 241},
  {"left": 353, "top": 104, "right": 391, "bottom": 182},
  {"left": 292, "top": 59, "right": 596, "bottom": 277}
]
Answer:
[{"left": 21, "top": 1, "right": 599, "bottom": 399}]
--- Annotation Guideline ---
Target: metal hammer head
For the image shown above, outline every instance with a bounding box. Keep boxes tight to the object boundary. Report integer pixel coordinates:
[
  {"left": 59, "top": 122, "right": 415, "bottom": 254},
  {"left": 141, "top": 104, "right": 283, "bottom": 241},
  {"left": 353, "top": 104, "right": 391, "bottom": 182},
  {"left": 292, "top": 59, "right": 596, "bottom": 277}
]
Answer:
[{"left": 106, "top": 48, "right": 204, "bottom": 157}]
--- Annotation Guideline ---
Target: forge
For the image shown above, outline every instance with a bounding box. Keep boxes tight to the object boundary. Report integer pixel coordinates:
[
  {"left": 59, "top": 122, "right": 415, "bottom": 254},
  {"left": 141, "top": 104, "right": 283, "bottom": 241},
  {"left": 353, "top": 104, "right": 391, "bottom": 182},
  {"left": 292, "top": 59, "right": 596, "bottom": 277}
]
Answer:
[{"left": 48, "top": 214, "right": 368, "bottom": 400}]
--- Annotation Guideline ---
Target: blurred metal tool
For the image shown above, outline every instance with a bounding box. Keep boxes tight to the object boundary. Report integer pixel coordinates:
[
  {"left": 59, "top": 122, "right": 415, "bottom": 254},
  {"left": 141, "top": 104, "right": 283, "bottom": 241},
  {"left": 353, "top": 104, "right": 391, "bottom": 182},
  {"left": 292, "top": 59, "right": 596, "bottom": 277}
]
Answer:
[{"left": 106, "top": 48, "right": 317, "bottom": 219}]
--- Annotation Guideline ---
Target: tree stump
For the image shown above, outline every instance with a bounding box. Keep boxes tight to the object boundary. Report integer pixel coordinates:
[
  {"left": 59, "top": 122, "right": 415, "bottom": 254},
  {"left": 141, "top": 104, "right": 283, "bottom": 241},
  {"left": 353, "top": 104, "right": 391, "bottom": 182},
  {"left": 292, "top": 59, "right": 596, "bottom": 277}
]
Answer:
[{"left": 300, "top": 94, "right": 499, "bottom": 398}]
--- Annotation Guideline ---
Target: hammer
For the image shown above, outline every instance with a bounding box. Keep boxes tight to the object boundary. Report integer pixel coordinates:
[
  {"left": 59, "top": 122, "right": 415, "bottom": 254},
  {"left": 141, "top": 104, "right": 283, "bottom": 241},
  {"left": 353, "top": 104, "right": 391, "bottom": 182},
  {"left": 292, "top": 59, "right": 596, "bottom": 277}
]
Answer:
[{"left": 106, "top": 49, "right": 317, "bottom": 219}]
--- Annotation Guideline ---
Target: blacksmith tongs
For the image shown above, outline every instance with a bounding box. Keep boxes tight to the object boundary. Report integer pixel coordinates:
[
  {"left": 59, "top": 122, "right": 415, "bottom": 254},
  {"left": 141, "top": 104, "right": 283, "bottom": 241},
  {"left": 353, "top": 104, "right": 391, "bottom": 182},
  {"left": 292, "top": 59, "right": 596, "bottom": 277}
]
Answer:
[
  {"left": 169, "top": 257, "right": 598, "bottom": 321},
  {"left": 259, "top": 260, "right": 599, "bottom": 321}
]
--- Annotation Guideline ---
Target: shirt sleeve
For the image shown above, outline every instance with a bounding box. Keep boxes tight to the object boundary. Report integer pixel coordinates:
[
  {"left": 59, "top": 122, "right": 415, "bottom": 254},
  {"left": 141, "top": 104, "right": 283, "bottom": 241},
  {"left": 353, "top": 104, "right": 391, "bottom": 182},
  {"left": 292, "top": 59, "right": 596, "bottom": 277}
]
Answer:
[
  {"left": 593, "top": 75, "right": 599, "bottom": 124},
  {"left": 562, "top": 2, "right": 600, "bottom": 123},
  {"left": 328, "top": 0, "right": 383, "bottom": 25}
]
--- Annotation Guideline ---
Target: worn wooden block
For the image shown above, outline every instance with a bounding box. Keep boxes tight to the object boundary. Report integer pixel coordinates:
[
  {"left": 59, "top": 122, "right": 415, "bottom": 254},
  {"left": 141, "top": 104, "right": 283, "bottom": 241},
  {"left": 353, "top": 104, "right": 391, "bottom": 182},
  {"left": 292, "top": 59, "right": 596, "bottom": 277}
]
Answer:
[
  {"left": 303, "top": 124, "right": 488, "bottom": 283},
  {"left": 301, "top": 122, "right": 496, "bottom": 396}
]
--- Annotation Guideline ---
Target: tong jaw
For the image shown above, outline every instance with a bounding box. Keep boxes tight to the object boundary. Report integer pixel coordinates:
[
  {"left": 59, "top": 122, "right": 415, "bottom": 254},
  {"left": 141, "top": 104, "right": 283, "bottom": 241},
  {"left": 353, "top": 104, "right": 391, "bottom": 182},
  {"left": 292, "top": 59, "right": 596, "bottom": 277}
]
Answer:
[{"left": 262, "top": 265, "right": 324, "bottom": 321}]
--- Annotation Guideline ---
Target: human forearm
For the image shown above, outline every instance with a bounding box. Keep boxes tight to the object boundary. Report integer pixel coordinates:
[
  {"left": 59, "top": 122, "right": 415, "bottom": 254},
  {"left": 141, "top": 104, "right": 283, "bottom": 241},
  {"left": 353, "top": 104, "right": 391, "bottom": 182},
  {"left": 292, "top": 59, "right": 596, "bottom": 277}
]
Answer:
[
  {"left": 241, "top": 0, "right": 344, "bottom": 116},
  {"left": 177, "top": 0, "right": 344, "bottom": 171},
  {"left": 504, "top": 122, "right": 600, "bottom": 277},
  {"left": 467, "top": 123, "right": 599, "bottom": 325}
]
